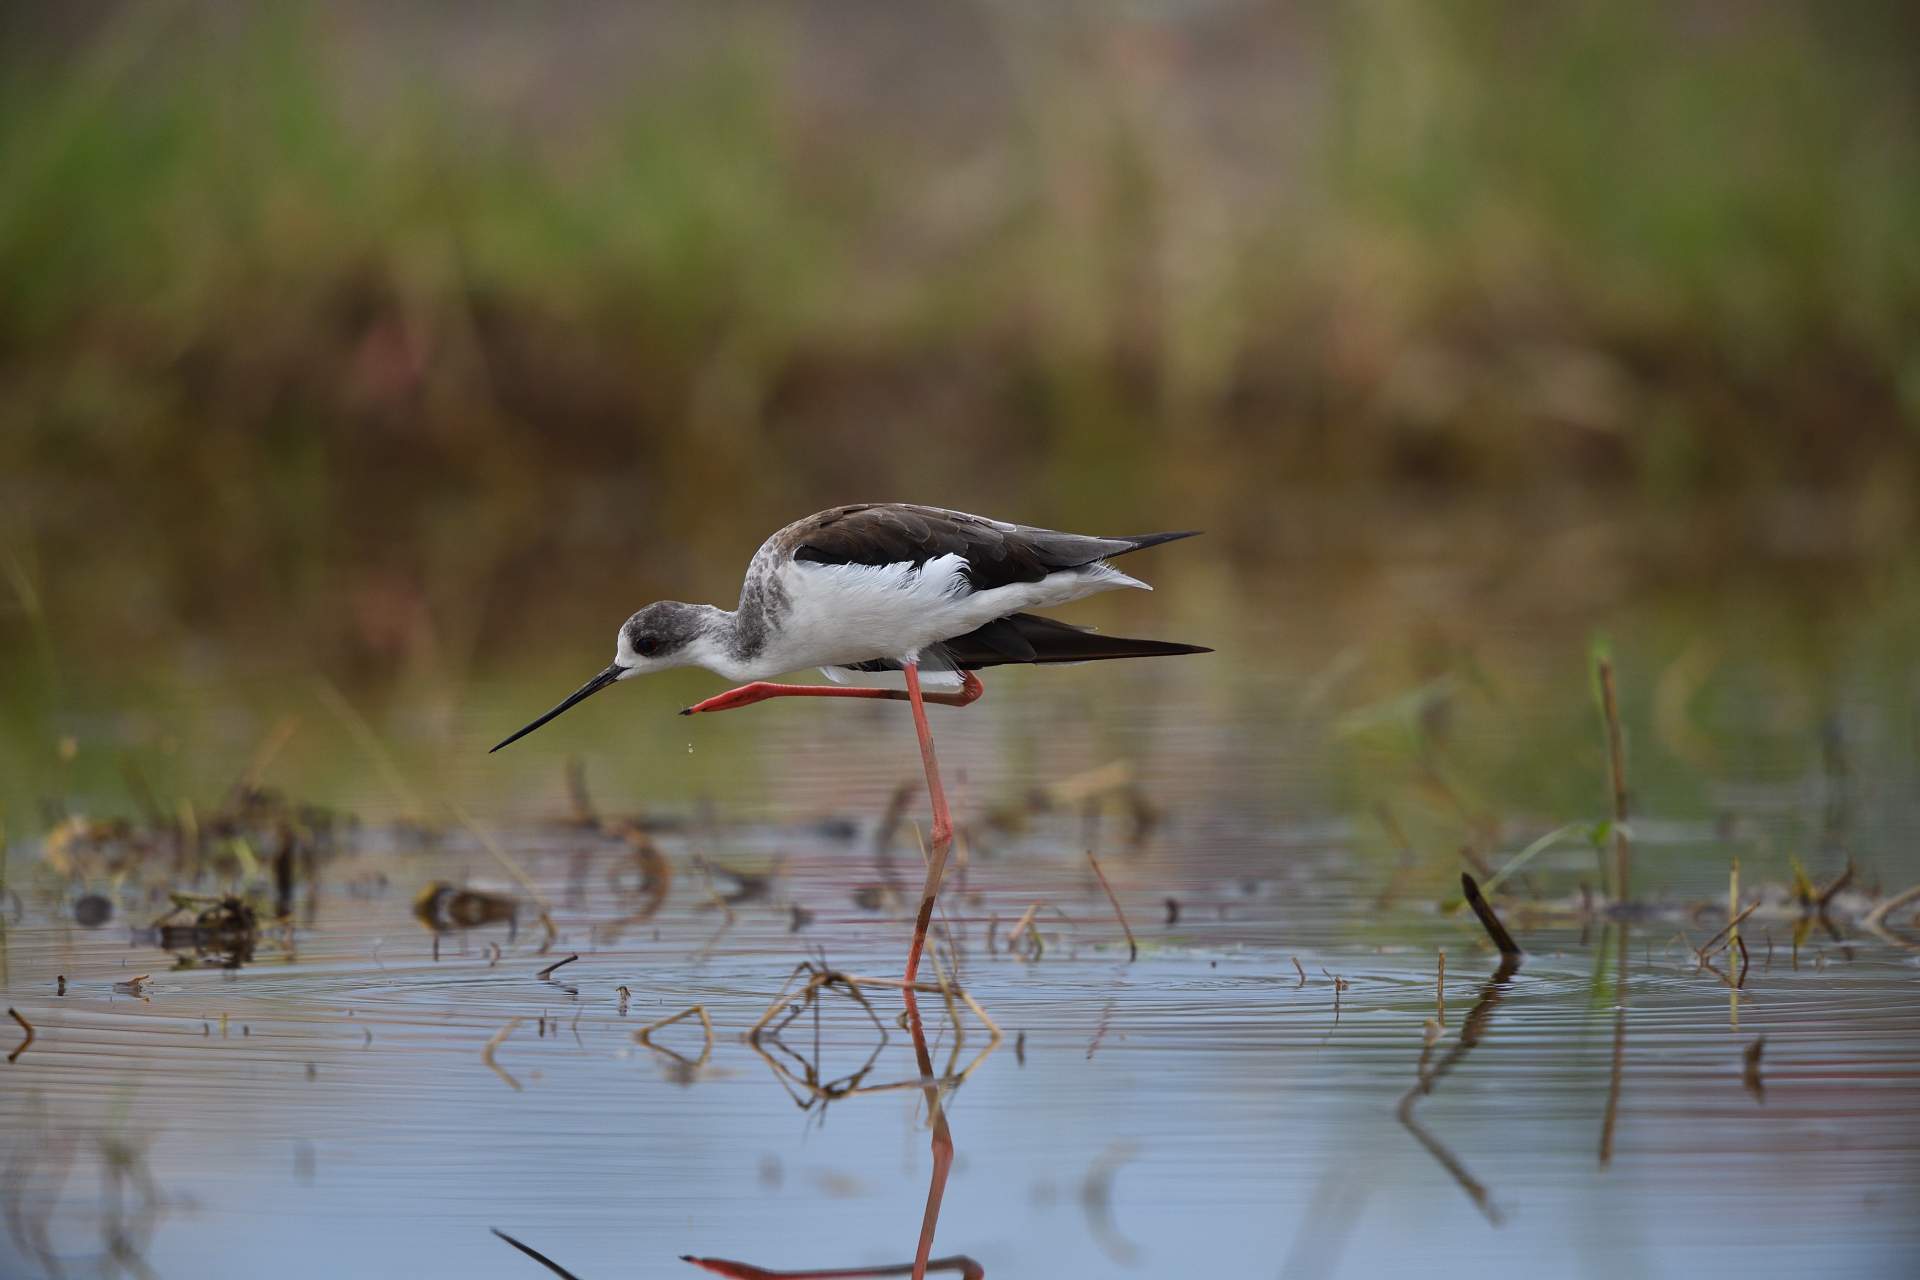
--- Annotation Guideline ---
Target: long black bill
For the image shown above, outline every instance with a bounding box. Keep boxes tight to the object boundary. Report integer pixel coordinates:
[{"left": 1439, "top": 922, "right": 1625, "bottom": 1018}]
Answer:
[{"left": 491, "top": 663, "right": 624, "bottom": 753}]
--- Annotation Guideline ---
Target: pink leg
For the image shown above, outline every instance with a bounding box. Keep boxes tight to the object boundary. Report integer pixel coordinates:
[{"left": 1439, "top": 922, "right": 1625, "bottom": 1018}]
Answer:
[
  {"left": 681, "top": 665, "right": 967, "bottom": 1280},
  {"left": 901, "top": 983, "right": 954, "bottom": 1280},
  {"left": 681, "top": 671, "right": 984, "bottom": 717},
  {"left": 900, "top": 662, "right": 953, "bottom": 990}
]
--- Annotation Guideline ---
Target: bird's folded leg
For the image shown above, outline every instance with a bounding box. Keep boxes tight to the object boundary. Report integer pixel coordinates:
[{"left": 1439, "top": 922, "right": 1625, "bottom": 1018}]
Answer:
[{"left": 680, "top": 671, "right": 985, "bottom": 716}]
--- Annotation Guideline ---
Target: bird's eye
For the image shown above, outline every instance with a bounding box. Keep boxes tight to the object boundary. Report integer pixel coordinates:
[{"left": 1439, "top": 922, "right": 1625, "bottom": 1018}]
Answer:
[{"left": 633, "top": 635, "right": 659, "bottom": 657}]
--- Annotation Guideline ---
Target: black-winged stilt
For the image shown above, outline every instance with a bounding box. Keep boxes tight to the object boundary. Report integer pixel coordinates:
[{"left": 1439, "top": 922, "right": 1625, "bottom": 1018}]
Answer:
[{"left": 492, "top": 502, "right": 1208, "bottom": 984}]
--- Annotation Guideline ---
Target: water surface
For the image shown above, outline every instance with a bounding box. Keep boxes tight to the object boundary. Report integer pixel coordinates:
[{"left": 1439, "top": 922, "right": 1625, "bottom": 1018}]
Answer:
[{"left": 5, "top": 618, "right": 1920, "bottom": 1278}]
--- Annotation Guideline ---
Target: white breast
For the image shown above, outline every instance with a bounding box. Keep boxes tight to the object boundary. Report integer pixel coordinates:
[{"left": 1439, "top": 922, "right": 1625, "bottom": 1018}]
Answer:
[{"left": 741, "top": 552, "right": 1148, "bottom": 677}]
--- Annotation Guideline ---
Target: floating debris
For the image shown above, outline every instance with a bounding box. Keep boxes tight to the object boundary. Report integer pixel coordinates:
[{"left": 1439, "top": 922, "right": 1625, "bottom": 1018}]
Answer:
[
  {"left": 150, "top": 894, "right": 260, "bottom": 969},
  {"left": 42, "top": 816, "right": 158, "bottom": 879},
  {"left": 413, "top": 882, "right": 519, "bottom": 939},
  {"left": 7, "top": 1007, "right": 33, "bottom": 1063},
  {"left": 1323, "top": 969, "right": 1351, "bottom": 1020}
]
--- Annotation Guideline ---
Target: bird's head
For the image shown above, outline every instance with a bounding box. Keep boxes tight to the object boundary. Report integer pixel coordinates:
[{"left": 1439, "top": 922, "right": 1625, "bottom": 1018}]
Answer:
[{"left": 490, "top": 601, "right": 716, "bottom": 752}]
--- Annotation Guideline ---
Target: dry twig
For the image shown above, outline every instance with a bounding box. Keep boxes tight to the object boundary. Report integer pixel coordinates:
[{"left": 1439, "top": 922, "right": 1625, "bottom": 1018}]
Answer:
[
  {"left": 1086, "top": 851, "right": 1137, "bottom": 961},
  {"left": 6, "top": 1007, "right": 33, "bottom": 1064}
]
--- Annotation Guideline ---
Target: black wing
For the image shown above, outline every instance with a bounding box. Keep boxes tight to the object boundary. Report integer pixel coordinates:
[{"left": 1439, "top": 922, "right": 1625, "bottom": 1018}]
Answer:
[
  {"left": 841, "top": 612, "right": 1211, "bottom": 672},
  {"left": 780, "top": 503, "right": 1197, "bottom": 594}
]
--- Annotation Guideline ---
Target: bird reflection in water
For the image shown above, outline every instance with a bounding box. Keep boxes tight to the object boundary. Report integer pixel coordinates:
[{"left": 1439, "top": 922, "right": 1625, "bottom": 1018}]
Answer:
[
  {"left": 493, "top": 964, "right": 996, "bottom": 1280},
  {"left": 684, "top": 980, "right": 984, "bottom": 1279}
]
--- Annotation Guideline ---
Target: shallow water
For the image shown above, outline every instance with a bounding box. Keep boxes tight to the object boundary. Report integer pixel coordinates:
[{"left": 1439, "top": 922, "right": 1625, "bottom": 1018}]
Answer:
[
  {"left": 5, "top": 631, "right": 1920, "bottom": 1278},
  {"left": 6, "top": 834, "right": 1920, "bottom": 1275}
]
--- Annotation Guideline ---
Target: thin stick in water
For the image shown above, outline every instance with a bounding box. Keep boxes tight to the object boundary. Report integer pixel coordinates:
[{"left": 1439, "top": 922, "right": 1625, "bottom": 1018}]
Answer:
[
  {"left": 1086, "top": 851, "right": 1137, "bottom": 961},
  {"left": 1597, "top": 657, "right": 1631, "bottom": 902},
  {"left": 535, "top": 954, "right": 578, "bottom": 981},
  {"left": 1460, "top": 873, "right": 1521, "bottom": 957},
  {"left": 7, "top": 1007, "right": 33, "bottom": 1064},
  {"left": 1004, "top": 902, "right": 1043, "bottom": 952},
  {"left": 1695, "top": 903, "right": 1760, "bottom": 962}
]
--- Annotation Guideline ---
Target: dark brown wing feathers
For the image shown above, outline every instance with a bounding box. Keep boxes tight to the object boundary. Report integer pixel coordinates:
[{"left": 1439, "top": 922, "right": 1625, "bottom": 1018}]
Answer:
[
  {"left": 843, "top": 612, "right": 1211, "bottom": 673},
  {"left": 786, "top": 503, "right": 1198, "bottom": 594},
  {"left": 944, "top": 612, "right": 1210, "bottom": 668}
]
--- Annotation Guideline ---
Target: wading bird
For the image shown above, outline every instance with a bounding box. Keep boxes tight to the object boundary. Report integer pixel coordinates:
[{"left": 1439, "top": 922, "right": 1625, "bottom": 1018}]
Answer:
[{"left": 492, "top": 502, "right": 1208, "bottom": 984}]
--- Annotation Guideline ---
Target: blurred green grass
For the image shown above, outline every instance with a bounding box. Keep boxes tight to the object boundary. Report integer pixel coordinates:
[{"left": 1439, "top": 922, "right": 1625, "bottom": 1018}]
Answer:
[{"left": 1, "top": 0, "right": 1917, "bottom": 695}]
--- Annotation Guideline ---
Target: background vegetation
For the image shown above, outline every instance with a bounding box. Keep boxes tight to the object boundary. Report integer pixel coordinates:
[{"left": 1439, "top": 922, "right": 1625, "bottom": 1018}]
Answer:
[{"left": 3, "top": 0, "right": 1918, "bottom": 821}]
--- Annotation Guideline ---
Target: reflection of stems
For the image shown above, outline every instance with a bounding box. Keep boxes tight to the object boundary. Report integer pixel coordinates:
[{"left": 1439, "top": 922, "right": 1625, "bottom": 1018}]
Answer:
[
  {"left": 1081, "top": 1141, "right": 1141, "bottom": 1265},
  {"left": 1395, "top": 955, "right": 1520, "bottom": 1225},
  {"left": 482, "top": 1018, "right": 524, "bottom": 1092},
  {"left": 1599, "top": 923, "right": 1629, "bottom": 1167},
  {"left": 1861, "top": 882, "right": 1920, "bottom": 954}
]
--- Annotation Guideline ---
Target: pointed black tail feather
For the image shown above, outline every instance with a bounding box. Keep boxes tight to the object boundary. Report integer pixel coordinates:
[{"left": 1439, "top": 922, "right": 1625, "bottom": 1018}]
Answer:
[
  {"left": 1109, "top": 529, "right": 1202, "bottom": 556},
  {"left": 940, "top": 612, "right": 1211, "bottom": 669}
]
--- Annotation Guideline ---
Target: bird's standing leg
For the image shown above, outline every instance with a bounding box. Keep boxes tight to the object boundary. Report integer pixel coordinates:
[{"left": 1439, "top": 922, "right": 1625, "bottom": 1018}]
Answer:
[
  {"left": 680, "top": 662, "right": 963, "bottom": 980},
  {"left": 899, "top": 660, "right": 953, "bottom": 990},
  {"left": 679, "top": 664, "right": 964, "bottom": 1280},
  {"left": 680, "top": 670, "right": 984, "bottom": 717}
]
